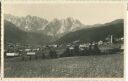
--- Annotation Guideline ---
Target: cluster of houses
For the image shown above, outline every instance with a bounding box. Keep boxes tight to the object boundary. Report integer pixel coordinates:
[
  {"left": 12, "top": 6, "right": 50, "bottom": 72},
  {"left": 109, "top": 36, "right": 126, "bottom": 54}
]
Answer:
[{"left": 4, "top": 36, "right": 124, "bottom": 60}]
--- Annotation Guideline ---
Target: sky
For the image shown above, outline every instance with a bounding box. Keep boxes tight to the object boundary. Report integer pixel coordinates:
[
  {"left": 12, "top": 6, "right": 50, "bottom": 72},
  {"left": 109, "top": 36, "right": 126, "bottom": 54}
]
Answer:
[{"left": 4, "top": 3, "right": 125, "bottom": 25}]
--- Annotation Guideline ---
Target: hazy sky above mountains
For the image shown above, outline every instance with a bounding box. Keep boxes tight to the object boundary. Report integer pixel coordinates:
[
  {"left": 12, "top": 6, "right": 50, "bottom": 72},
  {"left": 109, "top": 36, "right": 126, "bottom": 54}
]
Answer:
[{"left": 4, "top": 3, "right": 125, "bottom": 25}]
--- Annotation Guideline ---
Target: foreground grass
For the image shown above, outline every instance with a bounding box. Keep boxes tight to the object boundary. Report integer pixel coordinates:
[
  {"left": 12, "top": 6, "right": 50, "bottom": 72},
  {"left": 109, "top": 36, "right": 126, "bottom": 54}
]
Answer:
[{"left": 4, "top": 54, "right": 123, "bottom": 78}]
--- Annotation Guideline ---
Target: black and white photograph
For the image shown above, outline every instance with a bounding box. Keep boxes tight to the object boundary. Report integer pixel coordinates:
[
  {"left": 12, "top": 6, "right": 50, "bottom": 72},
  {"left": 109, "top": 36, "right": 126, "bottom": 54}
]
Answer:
[{"left": 3, "top": 3, "right": 125, "bottom": 78}]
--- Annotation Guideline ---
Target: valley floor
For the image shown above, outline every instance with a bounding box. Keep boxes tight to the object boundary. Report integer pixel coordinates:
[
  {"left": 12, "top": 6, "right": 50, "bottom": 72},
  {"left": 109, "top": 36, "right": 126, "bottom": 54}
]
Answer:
[{"left": 4, "top": 54, "right": 123, "bottom": 78}]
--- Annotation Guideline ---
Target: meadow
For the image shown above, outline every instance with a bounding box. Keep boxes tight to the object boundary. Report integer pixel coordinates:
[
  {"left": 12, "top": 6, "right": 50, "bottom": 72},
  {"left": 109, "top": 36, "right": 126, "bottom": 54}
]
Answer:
[{"left": 4, "top": 53, "right": 123, "bottom": 78}]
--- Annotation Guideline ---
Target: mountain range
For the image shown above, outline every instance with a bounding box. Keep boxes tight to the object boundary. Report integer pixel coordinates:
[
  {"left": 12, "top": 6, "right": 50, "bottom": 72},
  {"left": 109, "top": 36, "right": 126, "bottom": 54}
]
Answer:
[
  {"left": 4, "top": 14, "right": 124, "bottom": 45},
  {"left": 5, "top": 14, "right": 85, "bottom": 37}
]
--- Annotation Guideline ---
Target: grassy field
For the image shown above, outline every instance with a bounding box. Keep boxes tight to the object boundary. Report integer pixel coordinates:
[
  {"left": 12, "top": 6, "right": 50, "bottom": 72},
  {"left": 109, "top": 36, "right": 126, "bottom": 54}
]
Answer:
[{"left": 4, "top": 54, "right": 124, "bottom": 78}]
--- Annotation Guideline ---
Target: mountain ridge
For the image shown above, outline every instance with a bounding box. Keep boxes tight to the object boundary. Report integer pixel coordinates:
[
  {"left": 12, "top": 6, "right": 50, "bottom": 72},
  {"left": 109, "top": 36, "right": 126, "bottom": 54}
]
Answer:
[
  {"left": 56, "top": 19, "right": 124, "bottom": 44},
  {"left": 4, "top": 20, "right": 52, "bottom": 45},
  {"left": 5, "top": 14, "right": 85, "bottom": 36}
]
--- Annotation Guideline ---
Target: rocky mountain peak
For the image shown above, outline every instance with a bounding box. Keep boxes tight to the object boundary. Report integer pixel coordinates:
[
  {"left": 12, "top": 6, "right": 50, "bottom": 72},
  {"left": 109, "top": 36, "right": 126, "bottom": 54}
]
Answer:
[{"left": 4, "top": 14, "right": 84, "bottom": 36}]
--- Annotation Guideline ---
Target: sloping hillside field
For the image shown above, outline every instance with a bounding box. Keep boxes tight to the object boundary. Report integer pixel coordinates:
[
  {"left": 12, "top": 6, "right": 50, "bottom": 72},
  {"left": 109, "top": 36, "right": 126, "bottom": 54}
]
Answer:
[{"left": 5, "top": 54, "right": 123, "bottom": 78}]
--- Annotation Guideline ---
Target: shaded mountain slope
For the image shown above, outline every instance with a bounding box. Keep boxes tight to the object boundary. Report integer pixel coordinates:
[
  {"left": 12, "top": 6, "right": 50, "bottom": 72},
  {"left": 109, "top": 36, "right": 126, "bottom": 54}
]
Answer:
[
  {"left": 4, "top": 20, "right": 52, "bottom": 45},
  {"left": 57, "top": 19, "right": 124, "bottom": 44}
]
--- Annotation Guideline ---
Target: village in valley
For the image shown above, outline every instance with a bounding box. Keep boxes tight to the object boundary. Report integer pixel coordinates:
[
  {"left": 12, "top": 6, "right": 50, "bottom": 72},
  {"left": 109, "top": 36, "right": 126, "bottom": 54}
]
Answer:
[{"left": 4, "top": 35, "right": 124, "bottom": 60}]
